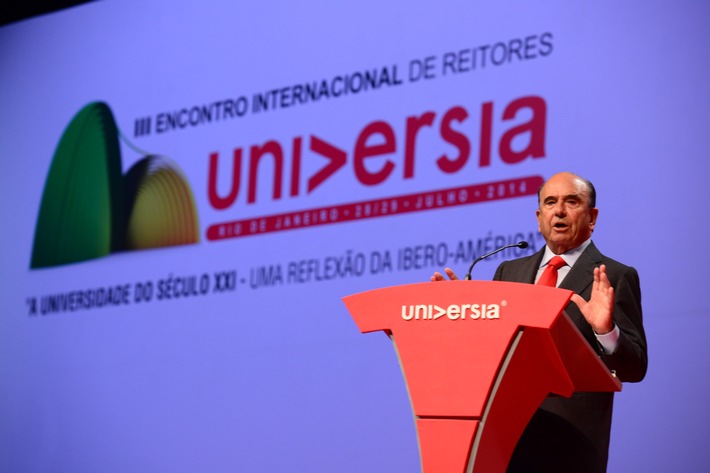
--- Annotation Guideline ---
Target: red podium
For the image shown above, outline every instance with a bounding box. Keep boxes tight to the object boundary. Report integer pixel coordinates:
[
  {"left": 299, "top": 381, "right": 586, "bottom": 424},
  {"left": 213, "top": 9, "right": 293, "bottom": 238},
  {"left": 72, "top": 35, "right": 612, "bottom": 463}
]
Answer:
[{"left": 343, "top": 280, "right": 620, "bottom": 473}]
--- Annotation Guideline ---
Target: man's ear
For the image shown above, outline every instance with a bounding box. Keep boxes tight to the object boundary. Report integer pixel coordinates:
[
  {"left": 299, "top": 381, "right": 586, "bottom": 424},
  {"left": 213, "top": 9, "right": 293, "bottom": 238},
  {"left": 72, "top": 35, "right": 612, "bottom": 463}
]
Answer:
[
  {"left": 535, "top": 208, "right": 542, "bottom": 232},
  {"left": 589, "top": 207, "right": 599, "bottom": 228}
]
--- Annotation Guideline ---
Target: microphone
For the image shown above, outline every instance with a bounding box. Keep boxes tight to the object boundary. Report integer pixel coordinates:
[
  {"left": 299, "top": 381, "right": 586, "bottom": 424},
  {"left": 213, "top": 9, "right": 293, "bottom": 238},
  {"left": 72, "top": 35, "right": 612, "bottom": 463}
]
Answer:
[{"left": 463, "top": 241, "right": 528, "bottom": 280}]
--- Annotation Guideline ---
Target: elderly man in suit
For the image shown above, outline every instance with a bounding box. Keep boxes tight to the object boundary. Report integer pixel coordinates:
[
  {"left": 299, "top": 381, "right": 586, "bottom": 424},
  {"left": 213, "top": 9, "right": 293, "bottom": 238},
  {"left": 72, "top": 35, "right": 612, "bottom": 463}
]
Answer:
[{"left": 432, "top": 172, "right": 648, "bottom": 473}]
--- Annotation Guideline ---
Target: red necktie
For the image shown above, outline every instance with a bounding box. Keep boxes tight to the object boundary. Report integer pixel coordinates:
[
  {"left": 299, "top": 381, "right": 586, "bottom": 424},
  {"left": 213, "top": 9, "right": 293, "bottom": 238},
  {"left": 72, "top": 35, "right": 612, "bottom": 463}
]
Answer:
[{"left": 537, "top": 256, "right": 566, "bottom": 287}]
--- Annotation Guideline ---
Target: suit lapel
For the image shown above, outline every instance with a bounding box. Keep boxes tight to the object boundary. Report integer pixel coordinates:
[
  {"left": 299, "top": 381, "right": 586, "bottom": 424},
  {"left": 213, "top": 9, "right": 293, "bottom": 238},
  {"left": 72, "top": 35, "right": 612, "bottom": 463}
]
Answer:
[
  {"left": 559, "top": 241, "right": 603, "bottom": 295},
  {"left": 516, "top": 249, "right": 545, "bottom": 284}
]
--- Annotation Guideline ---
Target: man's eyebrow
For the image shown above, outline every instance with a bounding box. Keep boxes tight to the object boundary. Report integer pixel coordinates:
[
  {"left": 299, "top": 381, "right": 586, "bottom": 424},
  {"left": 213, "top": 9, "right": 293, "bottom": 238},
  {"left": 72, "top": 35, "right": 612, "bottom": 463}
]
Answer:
[{"left": 543, "top": 193, "right": 582, "bottom": 202}]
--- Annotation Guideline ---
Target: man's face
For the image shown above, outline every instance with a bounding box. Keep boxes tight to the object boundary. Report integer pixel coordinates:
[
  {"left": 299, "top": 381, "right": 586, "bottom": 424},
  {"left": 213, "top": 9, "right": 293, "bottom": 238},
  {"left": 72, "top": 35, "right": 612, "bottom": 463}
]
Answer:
[{"left": 536, "top": 173, "right": 598, "bottom": 254}]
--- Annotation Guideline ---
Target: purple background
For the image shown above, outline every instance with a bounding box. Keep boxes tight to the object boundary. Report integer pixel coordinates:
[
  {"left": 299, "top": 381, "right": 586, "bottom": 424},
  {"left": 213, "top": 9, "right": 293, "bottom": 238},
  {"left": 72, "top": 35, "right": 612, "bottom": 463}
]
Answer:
[{"left": 1, "top": 1, "right": 709, "bottom": 471}]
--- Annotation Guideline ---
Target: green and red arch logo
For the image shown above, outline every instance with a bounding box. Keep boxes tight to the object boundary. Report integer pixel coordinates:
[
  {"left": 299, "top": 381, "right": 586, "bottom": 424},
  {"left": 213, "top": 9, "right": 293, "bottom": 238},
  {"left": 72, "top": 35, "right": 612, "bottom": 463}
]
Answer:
[{"left": 31, "top": 102, "right": 199, "bottom": 269}]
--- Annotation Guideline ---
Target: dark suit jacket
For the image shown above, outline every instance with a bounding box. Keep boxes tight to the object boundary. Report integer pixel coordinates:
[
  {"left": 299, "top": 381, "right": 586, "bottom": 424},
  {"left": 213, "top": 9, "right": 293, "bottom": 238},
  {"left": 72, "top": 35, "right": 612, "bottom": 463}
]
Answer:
[{"left": 494, "top": 241, "right": 647, "bottom": 473}]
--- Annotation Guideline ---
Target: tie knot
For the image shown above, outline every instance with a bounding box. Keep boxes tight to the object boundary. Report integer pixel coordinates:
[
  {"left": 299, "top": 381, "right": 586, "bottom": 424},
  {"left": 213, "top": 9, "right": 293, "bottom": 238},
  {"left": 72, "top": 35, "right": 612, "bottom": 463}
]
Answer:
[{"left": 548, "top": 256, "right": 566, "bottom": 270}]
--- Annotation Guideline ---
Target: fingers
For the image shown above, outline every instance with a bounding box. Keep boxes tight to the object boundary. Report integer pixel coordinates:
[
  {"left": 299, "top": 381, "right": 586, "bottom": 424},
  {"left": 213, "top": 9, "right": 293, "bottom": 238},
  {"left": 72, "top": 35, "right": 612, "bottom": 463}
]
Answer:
[
  {"left": 594, "top": 265, "right": 613, "bottom": 298},
  {"left": 592, "top": 265, "right": 609, "bottom": 289},
  {"left": 599, "top": 264, "right": 611, "bottom": 289},
  {"left": 569, "top": 293, "right": 586, "bottom": 310},
  {"left": 430, "top": 268, "right": 459, "bottom": 282}
]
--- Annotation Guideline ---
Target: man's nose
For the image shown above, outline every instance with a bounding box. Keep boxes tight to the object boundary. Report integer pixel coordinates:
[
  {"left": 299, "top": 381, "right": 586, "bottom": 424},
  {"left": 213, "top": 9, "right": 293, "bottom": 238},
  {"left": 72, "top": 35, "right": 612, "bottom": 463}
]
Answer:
[{"left": 553, "top": 202, "right": 567, "bottom": 215}]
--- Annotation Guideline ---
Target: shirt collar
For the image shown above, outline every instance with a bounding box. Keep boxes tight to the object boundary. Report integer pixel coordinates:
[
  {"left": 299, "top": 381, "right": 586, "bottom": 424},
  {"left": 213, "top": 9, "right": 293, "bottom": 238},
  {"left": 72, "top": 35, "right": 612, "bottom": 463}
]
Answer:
[{"left": 540, "top": 239, "right": 592, "bottom": 269}]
